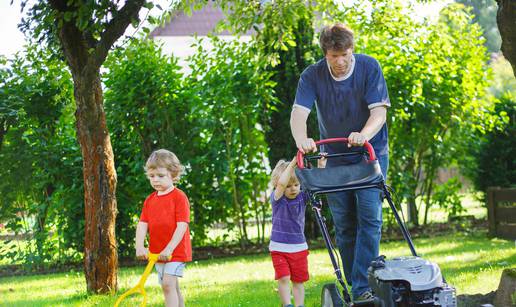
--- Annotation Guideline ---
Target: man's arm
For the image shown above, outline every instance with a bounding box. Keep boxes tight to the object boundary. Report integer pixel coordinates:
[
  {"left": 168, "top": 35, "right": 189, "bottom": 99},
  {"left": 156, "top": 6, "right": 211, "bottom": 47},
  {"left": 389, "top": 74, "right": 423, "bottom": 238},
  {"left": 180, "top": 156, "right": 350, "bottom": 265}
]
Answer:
[
  {"left": 348, "top": 106, "right": 387, "bottom": 146},
  {"left": 290, "top": 106, "right": 317, "bottom": 153}
]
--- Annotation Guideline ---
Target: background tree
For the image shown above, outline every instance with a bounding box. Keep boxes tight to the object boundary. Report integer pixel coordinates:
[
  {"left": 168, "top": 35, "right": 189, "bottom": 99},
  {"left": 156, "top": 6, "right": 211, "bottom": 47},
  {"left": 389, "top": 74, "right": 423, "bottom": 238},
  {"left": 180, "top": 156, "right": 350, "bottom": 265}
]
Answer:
[
  {"left": 21, "top": 0, "right": 148, "bottom": 293},
  {"left": 220, "top": 0, "right": 497, "bottom": 226},
  {"left": 470, "top": 93, "right": 515, "bottom": 192},
  {"left": 187, "top": 36, "right": 276, "bottom": 246},
  {"left": 456, "top": 0, "right": 501, "bottom": 52},
  {"left": 103, "top": 38, "right": 188, "bottom": 256},
  {"left": 463, "top": 53, "right": 516, "bottom": 195},
  {"left": 218, "top": 1, "right": 343, "bottom": 168},
  {"left": 361, "top": 2, "right": 495, "bottom": 224},
  {"left": 495, "top": 0, "right": 516, "bottom": 74},
  {"left": 103, "top": 36, "right": 276, "bottom": 249},
  {"left": 0, "top": 45, "right": 77, "bottom": 266}
]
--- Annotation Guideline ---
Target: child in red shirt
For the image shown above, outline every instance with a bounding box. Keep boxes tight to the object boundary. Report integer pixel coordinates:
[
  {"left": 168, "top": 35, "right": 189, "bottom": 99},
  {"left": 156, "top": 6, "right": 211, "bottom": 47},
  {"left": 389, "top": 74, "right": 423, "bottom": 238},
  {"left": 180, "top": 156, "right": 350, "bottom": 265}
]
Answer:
[{"left": 136, "top": 149, "right": 191, "bottom": 307}]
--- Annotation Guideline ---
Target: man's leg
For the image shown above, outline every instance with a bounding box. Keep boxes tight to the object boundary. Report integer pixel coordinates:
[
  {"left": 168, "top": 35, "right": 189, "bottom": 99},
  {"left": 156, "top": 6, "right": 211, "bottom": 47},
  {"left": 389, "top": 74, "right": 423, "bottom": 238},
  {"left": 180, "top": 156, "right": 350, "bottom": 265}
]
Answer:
[
  {"left": 352, "top": 155, "right": 389, "bottom": 298},
  {"left": 327, "top": 191, "right": 356, "bottom": 286},
  {"left": 352, "top": 187, "right": 382, "bottom": 298}
]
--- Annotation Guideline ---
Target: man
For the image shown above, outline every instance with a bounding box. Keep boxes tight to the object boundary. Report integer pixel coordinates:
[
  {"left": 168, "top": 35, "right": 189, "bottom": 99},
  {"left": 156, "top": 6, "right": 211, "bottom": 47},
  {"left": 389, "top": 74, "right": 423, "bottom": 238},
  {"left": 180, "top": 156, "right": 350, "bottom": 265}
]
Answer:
[{"left": 290, "top": 23, "right": 390, "bottom": 302}]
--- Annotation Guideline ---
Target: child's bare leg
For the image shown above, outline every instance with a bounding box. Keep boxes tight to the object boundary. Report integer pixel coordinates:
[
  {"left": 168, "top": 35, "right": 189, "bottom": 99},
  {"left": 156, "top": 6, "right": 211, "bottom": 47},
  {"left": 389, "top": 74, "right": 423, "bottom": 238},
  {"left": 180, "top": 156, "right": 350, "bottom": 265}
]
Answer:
[
  {"left": 176, "top": 278, "right": 185, "bottom": 307},
  {"left": 278, "top": 276, "right": 291, "bottom": 305},
  {"left": 162, "top": 274, "right": 179, "bottom": 307},
  {"left": 292, "top": 282, "right": 305, "bottom": 306}
]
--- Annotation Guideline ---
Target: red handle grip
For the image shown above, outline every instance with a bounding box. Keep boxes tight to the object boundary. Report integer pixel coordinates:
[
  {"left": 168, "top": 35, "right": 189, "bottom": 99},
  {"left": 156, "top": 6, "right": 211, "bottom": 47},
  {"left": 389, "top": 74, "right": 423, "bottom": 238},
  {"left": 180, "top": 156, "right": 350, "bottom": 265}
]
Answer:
[{"left": 296, "top": 137, "right": 376, "bottom": 169}]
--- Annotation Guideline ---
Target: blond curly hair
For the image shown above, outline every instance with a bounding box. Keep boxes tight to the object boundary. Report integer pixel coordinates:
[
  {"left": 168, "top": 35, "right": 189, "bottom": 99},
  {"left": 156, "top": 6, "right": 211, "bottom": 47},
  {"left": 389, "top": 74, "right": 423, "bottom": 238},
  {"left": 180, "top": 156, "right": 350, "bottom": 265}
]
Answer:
[
  {"left": 145, "top": 149, "right": 185, "bottom": 183},
  {"left": 270, "top": 159, "right": 299, "bottom": 188}
]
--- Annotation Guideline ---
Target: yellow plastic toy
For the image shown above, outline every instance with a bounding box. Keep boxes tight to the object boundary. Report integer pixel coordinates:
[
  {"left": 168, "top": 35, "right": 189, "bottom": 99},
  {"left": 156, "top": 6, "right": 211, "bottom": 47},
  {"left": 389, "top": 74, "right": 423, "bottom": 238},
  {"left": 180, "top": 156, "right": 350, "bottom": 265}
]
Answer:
[{"left": 114, "top": 253, "right": 163, "bottom": 307}]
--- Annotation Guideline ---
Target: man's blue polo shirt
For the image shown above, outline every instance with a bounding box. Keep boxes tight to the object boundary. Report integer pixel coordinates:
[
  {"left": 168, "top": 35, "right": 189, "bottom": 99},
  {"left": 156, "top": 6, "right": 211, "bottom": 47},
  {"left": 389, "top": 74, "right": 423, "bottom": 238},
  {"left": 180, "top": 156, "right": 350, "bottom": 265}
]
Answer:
[{"left": 294, "top": 54, "right": 390, "bottom": 161}]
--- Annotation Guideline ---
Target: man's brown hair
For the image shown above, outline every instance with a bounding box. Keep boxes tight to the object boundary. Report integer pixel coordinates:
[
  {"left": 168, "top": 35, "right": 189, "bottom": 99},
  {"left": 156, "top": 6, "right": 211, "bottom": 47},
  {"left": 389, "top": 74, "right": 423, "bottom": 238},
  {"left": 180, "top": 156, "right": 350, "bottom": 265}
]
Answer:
[{"left": 319, "top": 23, "right": 354, "bottom": 54}]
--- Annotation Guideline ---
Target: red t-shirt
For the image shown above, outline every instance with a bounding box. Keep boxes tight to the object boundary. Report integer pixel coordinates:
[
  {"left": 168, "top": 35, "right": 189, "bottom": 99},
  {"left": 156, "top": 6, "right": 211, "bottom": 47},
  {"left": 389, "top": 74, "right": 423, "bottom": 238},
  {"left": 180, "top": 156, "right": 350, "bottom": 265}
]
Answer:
[{"left": 139, "top": 188, "right": 192, "bottom": 262}]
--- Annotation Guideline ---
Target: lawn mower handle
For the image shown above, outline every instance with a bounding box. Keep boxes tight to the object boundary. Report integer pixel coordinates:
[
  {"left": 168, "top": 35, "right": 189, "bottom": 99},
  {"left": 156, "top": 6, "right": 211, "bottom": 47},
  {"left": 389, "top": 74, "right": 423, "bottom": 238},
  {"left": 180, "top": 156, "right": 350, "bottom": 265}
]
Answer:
[{"left": 296, "top": 137, "right": 376, "bottom": 169}]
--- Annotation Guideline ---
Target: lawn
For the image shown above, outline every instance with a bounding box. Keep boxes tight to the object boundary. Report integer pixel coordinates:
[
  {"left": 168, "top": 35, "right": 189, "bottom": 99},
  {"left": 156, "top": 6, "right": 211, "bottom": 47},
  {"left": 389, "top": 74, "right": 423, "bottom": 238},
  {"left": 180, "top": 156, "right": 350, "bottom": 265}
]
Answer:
[{"left": 0, "top": 232, "right": 514, "bottom": 307}]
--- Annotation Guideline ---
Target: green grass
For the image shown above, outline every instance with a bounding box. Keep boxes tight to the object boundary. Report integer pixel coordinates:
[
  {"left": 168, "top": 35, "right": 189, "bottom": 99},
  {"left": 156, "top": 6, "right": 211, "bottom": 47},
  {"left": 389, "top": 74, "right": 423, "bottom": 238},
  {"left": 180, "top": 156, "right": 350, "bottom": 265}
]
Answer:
[{"left": 1, "top": 233, "right": 514, "bottom": 307}]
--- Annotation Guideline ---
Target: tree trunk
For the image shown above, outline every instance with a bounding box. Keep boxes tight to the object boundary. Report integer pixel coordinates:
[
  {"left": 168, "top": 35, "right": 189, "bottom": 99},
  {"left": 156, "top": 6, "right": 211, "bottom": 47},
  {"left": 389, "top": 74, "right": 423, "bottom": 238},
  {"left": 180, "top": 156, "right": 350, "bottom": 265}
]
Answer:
[
  {"left": 48, "top": 0, "right": 145, "bottom": 294},
  {"left": 75, "top": 73, "right": 118, "bottom": 293},
  {"left": 35, "top": 184, "right": 55, "bottom": 259},
  {"left": 423, "top": 182, "right": 433, "bottom": 225},
  {"left": 407, "top": 197, "right": 419, "bottom": 226},
  {"left": 404, "top": 156, "right": 420, "bottom": 226},
  {"left": 0, "top": 120, "right": 8, "bottom": 151},
  {"left": 496, "top": 0, "right": 516, "bottom": 75}
]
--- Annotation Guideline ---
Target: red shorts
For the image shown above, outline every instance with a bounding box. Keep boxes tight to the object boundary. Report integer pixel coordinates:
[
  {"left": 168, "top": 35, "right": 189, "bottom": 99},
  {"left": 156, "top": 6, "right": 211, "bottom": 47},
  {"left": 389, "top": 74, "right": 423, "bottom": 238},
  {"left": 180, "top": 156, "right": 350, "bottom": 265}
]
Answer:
[{"left": 270, "top": 250, "right": 309, "bottom": 283}]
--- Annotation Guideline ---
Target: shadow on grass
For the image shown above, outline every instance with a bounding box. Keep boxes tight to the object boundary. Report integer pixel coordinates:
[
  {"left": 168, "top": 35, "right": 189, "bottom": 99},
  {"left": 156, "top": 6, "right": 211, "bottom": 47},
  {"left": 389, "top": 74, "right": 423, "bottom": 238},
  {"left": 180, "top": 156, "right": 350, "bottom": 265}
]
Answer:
[
  {"left": 372, "top": 235, "right": 513, "bottom": 269},
  {"left": 1, "top": 292, "right": 89, "bottom": 307},
  {"left": 457, "top": 291, "right": 496, "bottom": 307},
  {"left": 440, "top": 254, "right": 516, "bottom": 278}
]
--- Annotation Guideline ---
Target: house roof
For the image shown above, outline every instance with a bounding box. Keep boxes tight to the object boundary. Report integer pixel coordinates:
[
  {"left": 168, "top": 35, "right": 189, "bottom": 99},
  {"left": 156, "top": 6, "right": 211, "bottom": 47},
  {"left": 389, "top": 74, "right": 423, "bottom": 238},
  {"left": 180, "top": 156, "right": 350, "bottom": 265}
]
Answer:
[{"left": 150, "top": 1, "right": 234, "bottom": 37}]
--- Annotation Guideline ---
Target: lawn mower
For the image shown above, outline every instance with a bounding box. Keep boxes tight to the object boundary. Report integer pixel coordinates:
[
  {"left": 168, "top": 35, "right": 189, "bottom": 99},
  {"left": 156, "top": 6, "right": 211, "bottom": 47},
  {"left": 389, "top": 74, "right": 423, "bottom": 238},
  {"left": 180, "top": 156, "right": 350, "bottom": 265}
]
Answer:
[{"left": 294, "top": 138, "right": 457, "bottom": 307}]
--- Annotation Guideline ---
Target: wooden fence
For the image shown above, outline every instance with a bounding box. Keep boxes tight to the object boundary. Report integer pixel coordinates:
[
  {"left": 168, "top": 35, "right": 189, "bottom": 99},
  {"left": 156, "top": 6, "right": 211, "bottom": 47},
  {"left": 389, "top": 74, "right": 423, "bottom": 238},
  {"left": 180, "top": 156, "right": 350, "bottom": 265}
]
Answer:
[{"left": 487, "top": 187, "right": 516, "bottom": 240}]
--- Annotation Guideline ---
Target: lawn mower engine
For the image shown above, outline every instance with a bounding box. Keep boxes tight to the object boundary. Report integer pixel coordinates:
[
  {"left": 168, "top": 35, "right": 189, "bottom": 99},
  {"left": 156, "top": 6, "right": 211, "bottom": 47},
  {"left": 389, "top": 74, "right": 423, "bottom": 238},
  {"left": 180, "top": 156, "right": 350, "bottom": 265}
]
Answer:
[{"left": 367, "top": 256, "right": 457, "bottom": 307}]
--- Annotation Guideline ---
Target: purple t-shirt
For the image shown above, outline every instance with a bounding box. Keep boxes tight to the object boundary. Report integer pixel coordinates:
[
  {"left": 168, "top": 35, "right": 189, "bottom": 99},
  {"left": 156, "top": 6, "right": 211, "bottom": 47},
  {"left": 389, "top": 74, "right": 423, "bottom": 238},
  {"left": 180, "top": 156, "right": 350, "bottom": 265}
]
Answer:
[{"left": 270, "top": 191, "right": 307, "bottom": 247}]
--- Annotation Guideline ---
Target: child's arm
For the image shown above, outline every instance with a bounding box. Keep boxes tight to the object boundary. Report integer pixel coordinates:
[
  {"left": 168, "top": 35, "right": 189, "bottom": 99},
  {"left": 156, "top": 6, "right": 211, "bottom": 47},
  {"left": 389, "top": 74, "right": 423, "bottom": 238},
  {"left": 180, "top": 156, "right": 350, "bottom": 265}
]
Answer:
[
  {"left": 159, "top": 222, "right": 188, "bottom": 261},
  {"left": 273, "top": 157, "right": 298, "bottom": 201},
  {"left": 135, "top": 221, "right": 148, "bottom": 260}
]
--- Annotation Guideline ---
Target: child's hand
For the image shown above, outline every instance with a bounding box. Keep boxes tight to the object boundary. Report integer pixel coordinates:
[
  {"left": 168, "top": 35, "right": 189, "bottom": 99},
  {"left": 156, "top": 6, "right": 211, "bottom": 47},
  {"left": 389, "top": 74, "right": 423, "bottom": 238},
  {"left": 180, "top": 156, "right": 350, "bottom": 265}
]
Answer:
[
  {"left": 159, "top": 246, "right": 173, "bottom": 262},
  {"left": 136, "top": 246, "right": 148, "bottom": 260},
  {"left": 318, "top": 152, "right": 328, "bottom": 168}
]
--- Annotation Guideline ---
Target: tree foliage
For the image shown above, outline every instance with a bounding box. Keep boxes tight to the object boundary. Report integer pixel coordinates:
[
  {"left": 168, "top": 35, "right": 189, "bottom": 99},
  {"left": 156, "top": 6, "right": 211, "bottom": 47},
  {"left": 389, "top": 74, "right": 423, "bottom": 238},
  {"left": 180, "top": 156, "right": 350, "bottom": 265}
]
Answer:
[
  {"left": 456, "top": 0, "right": 501, "bottom": 52},
  {"left": 0, "top": 45, "right": 80, "bottom": 266},
  {"left": 103, "top": 38, "right": 188, "bottom": 256},
  {"left": 103, "top": 36, "right": 276, "bottom": 249},
  {"left": 220, "top": 0, "right": 499, "bottom": 225},
  {"left": 470, "top": 93, "right": 515, "bottom": 193},
  {"left": 1, "top": 0, "right": 506, "bottom": 272},
  {"left": 361, "top": 2, "right": 496, "bottom": 224},
  {"left": 186, "top": 36, "right": 276, "bottom": 245}
]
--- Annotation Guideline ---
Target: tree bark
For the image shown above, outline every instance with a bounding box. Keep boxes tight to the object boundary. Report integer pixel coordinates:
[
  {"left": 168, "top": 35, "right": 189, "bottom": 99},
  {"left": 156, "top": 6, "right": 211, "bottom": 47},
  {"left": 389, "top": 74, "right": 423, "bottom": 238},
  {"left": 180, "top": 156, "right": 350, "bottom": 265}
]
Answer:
[
  {"left": 55, "top": 18, "right": 119, "bottom": 294},
  {"left": 75, "top": 74, "right": 118, "bottom": 293},
  {"left": 48, "top": 0, "right": 144, "bottom": 293},
  {"left": 496, "top": 0, "right": 516, "bottom": 75}
]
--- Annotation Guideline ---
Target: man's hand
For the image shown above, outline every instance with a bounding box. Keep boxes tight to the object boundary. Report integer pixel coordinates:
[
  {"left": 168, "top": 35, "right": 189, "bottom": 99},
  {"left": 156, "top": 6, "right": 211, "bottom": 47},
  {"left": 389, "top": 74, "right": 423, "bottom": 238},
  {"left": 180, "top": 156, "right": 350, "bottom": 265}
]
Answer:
[
  {"left": 348, "top": 132, "right": 367, "bottom": 147},
  {"left": 136, "top": 246, "right": 148, "bottom": 260},
  {"left": 159, "top": 246, "right": 173, "bottom": 262},
  {"left": 296, "top": 138, "right": 317, "bottom": 153}
]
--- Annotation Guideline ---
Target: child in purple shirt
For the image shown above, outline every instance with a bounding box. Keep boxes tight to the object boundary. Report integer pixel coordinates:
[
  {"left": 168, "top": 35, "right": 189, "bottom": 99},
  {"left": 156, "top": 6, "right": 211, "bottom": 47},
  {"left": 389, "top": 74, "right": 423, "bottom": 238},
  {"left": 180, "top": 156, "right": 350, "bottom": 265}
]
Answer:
[{"left": 269, "top": 157, "right": 308, "bottom": 307}]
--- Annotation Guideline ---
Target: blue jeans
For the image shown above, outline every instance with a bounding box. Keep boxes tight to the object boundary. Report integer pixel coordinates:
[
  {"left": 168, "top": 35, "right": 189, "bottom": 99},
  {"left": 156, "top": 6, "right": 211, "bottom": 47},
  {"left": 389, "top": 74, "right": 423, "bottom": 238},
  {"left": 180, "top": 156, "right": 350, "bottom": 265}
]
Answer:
[{"left": 326, "top": 155, "right": 388, "bottom": 298}]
